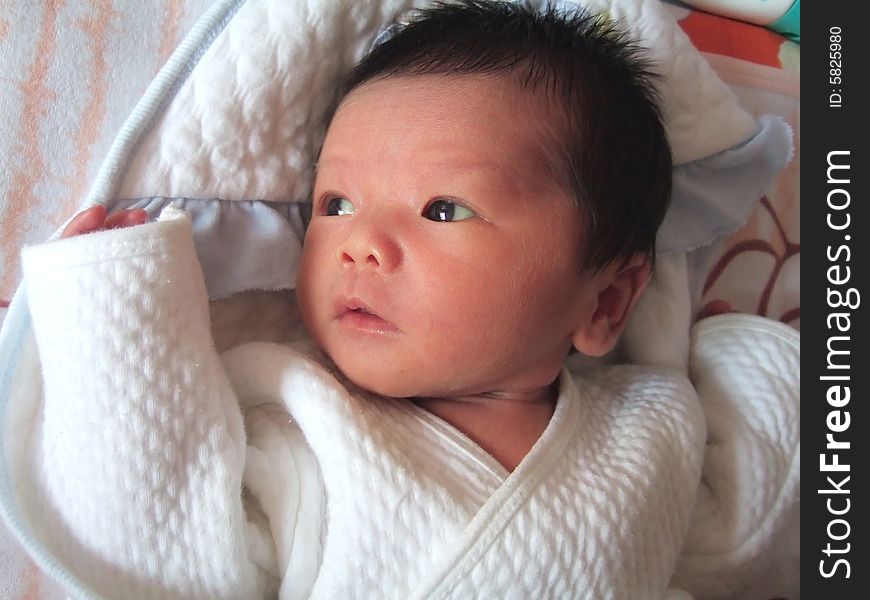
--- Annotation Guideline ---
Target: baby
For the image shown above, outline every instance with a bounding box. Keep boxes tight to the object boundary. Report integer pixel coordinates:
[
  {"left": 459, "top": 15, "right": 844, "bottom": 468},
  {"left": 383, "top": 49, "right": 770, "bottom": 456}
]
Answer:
[
  {"left": 30, "top": 2, "right": 710, "bottom": 599},
  {"left": 66, "top": 1, "right": 673, "bottom": 474}
]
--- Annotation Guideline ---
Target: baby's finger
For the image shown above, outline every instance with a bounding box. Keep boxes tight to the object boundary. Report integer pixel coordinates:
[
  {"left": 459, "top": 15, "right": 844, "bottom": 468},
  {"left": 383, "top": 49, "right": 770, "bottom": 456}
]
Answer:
[
  {"left": 105, "top": 209, "right": 148, "bottom": 230},
  {"left": 694, "top": 300, "right": 734, "bottom": 322},
  {"left": 61, "top": 205, "right": 107, "bottom": 238}
]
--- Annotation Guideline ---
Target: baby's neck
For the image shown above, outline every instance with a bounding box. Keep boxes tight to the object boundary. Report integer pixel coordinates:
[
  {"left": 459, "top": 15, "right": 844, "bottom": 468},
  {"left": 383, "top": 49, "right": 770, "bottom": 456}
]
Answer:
[
  {"left": 414, "top": 382, "right": 558, "bottom": 473},
  {"left": 465, "top": 384, "right": 558, "bottom": 403}
]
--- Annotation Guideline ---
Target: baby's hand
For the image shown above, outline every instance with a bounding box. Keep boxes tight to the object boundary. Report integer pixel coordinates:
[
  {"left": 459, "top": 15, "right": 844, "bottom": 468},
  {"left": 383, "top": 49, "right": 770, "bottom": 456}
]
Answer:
[{"left": 61, "top": 205, "right": 148, "bottom": 238}]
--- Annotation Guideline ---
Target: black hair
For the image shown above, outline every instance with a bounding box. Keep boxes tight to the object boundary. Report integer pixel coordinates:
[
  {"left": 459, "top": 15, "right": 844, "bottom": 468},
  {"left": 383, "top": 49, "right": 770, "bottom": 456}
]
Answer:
[{"left": 338, "top": 0, "right": 672, "bottom": 271}]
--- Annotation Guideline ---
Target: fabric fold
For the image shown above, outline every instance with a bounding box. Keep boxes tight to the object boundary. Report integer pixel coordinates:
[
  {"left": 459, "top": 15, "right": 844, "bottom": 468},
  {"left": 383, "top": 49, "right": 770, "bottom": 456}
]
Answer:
[{"left": 674, "top": 314, "right": 800, "bottom": 598}]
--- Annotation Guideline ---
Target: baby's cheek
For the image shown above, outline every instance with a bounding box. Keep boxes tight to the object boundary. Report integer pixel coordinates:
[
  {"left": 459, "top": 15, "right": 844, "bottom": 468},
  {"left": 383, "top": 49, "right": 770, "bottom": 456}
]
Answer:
[
  {"left": 295, "top": 258, "right": 329, "bottom": 335},
  {"left": 422, "top": 280, "right": 519, "bottom": 352}
]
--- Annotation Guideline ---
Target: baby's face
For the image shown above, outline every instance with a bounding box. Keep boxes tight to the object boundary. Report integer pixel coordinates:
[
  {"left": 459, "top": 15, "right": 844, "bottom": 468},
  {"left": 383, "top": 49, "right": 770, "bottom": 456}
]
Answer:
[{"left": 297, "top": 74, "right": 600, "bottom": 398}]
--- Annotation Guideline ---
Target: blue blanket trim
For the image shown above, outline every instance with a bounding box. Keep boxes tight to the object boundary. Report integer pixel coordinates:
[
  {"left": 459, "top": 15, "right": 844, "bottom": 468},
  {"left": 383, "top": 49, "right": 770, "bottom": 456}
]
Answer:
[
  {"left": 661, "top": 115, "right": 793, "bottom": 254},
  {"left": 111, "top": 197, "right": 307, "bottom": 300}
]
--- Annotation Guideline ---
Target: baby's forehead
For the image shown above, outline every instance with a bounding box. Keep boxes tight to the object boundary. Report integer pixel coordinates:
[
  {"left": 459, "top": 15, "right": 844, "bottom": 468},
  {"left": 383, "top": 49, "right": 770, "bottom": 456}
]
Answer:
[
  {"left": 323, "top": 72, "right": 566, "bottom": 175},
  {"left": 341, "top": 70, "right": 559, "bottom": 116}
]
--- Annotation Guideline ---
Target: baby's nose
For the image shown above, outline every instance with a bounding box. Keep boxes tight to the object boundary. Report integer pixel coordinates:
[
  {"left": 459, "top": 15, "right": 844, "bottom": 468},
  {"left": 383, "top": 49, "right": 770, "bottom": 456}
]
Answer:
[{"left": 338, "top": 228, "right": 401, "bottom": 273}]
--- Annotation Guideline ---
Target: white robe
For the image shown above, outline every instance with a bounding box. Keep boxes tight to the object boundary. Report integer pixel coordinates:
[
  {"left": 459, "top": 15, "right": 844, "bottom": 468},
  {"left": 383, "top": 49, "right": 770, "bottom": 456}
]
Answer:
[{"left": 11, "top": 211, "right": 799, "bottom": 599}]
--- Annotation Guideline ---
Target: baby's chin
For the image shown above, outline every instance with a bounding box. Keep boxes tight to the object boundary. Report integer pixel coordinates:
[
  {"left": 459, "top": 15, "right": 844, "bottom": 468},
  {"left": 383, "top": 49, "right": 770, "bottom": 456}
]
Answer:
[
  {"left": 336, "top": 361, "right": 423, "bottom": 399},
  {"left": 327, "top": 351, "right": 450, "bottom": 399}
]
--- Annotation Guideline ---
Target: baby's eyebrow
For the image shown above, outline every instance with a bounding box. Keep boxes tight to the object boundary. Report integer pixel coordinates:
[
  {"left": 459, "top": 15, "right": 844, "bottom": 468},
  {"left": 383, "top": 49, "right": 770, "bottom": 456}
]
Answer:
[
  {"left": 314, "top": 151, "right": 553, "bottom": 200},
  {"left": 314, "top": 154, "right": 352, "bottom": 172}
]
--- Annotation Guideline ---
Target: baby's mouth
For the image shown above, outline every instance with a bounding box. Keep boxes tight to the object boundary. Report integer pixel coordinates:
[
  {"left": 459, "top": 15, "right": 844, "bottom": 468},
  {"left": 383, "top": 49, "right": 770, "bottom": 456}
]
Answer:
[{"left": 335, "top": 296, "right": 400, "bottom": 335}]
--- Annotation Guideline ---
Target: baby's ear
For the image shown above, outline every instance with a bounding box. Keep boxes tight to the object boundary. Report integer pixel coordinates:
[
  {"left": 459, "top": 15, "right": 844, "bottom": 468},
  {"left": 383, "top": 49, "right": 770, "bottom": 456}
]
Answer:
[{"left": 571, "top": 253, "right": 652, "bottom": 357}]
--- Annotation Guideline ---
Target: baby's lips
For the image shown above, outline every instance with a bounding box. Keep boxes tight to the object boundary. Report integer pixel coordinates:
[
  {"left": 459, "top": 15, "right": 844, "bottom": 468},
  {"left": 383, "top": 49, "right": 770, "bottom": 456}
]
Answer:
[
  {"left": 333, "top": 294, "right": 385, "bottom": 320},
  {"left": 334, "top": 296, "right": 402, "bottom": 337},
  {"left": 334, "top": 294, "right": 368, "bottom": 317}
]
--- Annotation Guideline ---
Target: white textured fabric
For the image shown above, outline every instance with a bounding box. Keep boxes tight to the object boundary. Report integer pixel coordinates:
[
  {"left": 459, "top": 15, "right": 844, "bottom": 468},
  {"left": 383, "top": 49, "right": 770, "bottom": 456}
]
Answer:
[
  {"left": 12, "top": 212, "right": 800, "bottom": 599},
  {"left": 225, "top": 343, "right": 705, "bottom": 600},
  {"left": 21, "top": 209, "right": 272, "bottom": 599},
  {"left": 675, "top": 314, "right": 801, "bottom": 599}
]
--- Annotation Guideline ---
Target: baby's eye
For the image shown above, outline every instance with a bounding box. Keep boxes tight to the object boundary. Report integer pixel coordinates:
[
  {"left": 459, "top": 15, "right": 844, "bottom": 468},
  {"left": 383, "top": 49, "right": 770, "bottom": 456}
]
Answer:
[
  {"left": 324, "top": 197, "right": 355, "bottom": 216},
  {"left": 423, "top": 199, "right": 476, "bottom": 222}
]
